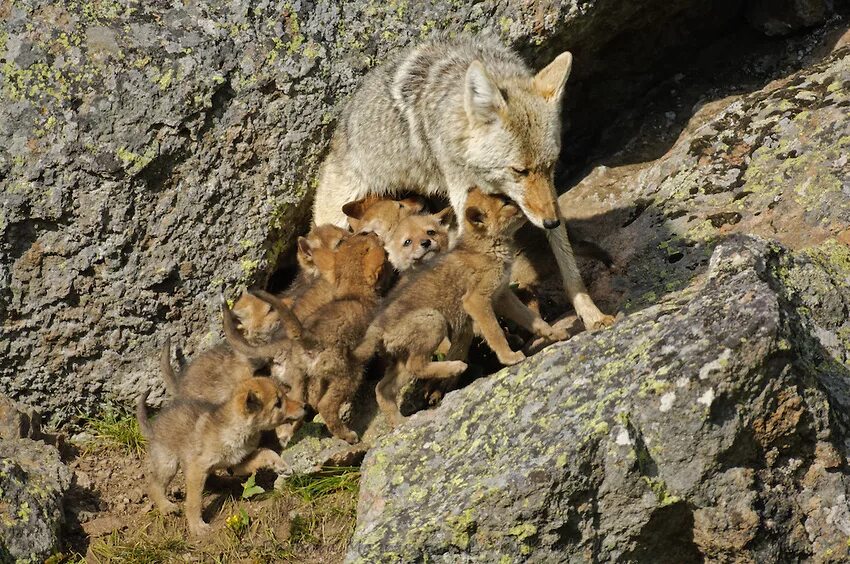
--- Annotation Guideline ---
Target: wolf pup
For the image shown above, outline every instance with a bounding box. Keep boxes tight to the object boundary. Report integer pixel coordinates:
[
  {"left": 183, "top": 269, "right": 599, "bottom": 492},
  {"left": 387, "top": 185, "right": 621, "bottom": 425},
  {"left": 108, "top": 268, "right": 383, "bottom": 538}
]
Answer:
[
  {"left": 313, "top": 35, "right": 614, "bottom": 331},
  {"left": 137, "top": 377, "right": 304, "bottom": 536},
  {"left": 223, "top": 232, "right": 388, "bottom": 444},
  {"left": 385, "top": 207, "right": 455, "bottom": 272},
  {"left": 354, "top": 188, "right": 566, "bottom": 425},
  {"left": 230, "top": 224, "right": 350, "bottom": 343}
]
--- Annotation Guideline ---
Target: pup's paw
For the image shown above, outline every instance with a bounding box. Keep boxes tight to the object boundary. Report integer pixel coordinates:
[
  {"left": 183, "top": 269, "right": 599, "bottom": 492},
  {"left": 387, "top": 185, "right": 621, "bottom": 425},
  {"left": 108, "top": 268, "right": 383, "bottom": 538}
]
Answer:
[
  {"left": 189, "top": 520, "right": 211, "bottom": 537},
  {"left": 533, "top": 321, "right": 567, "bottom": 342},
  {"left": 444, "top": 360, "right": 468, "bottom": 376},
  {"left": 338, "top": 429, "right": 360, "bottom": 444},
  {"left": 498, "top": 350, "right": 525, "bottom": 365},
  {"left": 159, "top": 501, "right": 180, "bottom": 516}
]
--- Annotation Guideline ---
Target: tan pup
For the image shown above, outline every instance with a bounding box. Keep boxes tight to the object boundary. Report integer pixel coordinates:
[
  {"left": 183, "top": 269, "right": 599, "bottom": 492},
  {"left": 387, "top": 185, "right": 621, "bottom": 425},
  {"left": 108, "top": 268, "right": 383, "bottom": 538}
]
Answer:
[
  {"left": 136, "top": 377, "right": 305, "bottom": 536},
  {"left": 385, "top": 207, "right": 455, "bottom": 272},
  {"left": 230, "top": 224, "right": 350, "bottom": 343},
  {"left": 224, "top": 233, "right": 388, "bottom": 444},
  {"left": 342, "top": 195, "right": 424, "bottom": 241},
  {"left": 355, "top": 188, "right": 566, "bottom": 425}
]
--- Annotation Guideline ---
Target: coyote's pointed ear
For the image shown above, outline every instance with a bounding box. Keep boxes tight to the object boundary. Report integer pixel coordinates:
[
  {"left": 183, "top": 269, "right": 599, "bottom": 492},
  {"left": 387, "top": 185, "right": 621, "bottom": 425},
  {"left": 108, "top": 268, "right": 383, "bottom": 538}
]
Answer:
[
  {"left": 398, "top": 196, "right": 426, "bottom": 214},
  {"left": 297, "top": 236, "right": 313, "bottom": 259},
  {"left": 534, "top": 51, "right": 573, "bottom": 103},
  {"left": 464, "top": 61, "right": 506, "bottom": 125},
  {"left": 342, "top": 198, "right": 369, "bottom": 220},
  {"left": 464, "top": 206, "right": 486, "bottom": 228}
]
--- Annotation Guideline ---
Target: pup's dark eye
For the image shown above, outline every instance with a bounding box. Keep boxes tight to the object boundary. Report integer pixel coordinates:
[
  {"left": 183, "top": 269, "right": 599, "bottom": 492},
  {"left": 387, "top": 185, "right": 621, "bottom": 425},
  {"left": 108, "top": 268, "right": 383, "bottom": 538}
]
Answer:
[
  {"left": 510, "top": 166, "right": 529, "bottom": 176},
  {"left": 275, "top": 398, "right": 282, "bottom": 408},
  {"left": 403, "top": 239, "right": 412, "bottom": 247},
  {"left": 426, "top": 230, "right": 436, "bottom": 236}
]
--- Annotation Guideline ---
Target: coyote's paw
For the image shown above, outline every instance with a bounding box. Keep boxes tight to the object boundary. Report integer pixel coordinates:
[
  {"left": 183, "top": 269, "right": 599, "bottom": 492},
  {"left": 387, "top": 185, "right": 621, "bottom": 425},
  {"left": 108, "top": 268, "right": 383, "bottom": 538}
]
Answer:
[
  {"left": 584, "top": 314, "right": 616, "bottom": 331},
  {"left": 337, "top": 429, "right": 359, "bottom": 444},
  {"left": 498, "top": 350, "right": 525, "bottom": 366},
  {"left": 189, "top": 520, "right": 211, "bottom": 537}
]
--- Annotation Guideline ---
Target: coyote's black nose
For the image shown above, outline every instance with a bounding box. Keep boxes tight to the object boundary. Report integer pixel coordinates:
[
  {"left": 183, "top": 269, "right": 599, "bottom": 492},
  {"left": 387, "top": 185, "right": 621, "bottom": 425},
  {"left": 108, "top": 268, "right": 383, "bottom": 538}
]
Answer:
[
  {"left": 421, "top": 239, "right": 431, "bottom": 248},
  {"left": 543, "top": 218, "right": 561, "bottom": 229}
]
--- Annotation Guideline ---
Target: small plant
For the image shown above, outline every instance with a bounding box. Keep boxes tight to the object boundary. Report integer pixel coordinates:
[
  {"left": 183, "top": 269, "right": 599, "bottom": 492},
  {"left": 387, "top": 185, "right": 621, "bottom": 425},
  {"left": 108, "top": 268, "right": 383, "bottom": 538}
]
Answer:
[
  {"left": 241, "top": 473, "right": 266, "bottom": 499},
  {"left": 88, "top": 531, "right": 187, "bottom": 563},
  {"left": 283, "top": 466, "right": 361, "bottom": 502},
  {"left": 225, "top": 507, "right": 251, "bottom": 537},
  {"left": 82, "top": 407, "right": 145, "bottom": 456}
]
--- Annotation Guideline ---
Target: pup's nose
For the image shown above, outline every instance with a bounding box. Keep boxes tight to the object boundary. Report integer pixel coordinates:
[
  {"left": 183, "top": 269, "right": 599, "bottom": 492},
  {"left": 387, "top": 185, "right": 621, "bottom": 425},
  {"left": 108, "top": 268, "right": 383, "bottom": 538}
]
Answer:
[
  {"left": 420, "top": 239, "right": 431, "bottom": 248},
  {"left": 543, "top": 218, "right": 561, "bottom": 229}
]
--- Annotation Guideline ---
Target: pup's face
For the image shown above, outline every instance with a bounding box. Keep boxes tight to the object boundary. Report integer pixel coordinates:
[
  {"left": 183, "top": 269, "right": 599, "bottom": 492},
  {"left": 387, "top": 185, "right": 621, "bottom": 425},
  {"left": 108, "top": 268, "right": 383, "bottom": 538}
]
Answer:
[
  {"left": 235, "top": 377, "right": 305, "bottom": 430},
  {"left": 297, "top": 224, "right": 350, "bottom": 276},
  {"left": 231, "top": 291, "right": 277, "bottom": 341},
  {"left": 386, "top": 208, "right": 453, "bottom": 271},
  {"left": 462, "top": 54, "right": 574, "bottom": 229},
  {"left": 464, "top": 188, "right": 526, "bottom": 238},
  {"left": 342, "top": 197, "right": 424, "bottom": 241}
]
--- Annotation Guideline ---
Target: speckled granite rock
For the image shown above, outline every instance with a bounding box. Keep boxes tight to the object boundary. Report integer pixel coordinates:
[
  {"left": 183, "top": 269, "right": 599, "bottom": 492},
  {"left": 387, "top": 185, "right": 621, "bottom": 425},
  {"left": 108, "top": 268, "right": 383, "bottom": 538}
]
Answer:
[
  {"left": 0, "top": 438, "right": 72, "bottom": 563},
  {"left": 348, "top": 235, "right": 850, "bottom": 562},
  {"left": 0, "top": 0, "right": 748, "bottom": 423}
]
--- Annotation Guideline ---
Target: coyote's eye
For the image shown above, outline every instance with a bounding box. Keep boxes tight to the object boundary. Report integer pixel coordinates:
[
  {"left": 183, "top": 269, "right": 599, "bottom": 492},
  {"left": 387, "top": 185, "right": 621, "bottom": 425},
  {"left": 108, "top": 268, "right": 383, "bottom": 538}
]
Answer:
[
  {"left": 510, "top": 166, "right": 529, "bottom": 176},
  {"left": 403, "top": 239, "right": 412, "bottom": 247},
  {"left": 426, "top": 230, "right": 436, "bottom": 236}
]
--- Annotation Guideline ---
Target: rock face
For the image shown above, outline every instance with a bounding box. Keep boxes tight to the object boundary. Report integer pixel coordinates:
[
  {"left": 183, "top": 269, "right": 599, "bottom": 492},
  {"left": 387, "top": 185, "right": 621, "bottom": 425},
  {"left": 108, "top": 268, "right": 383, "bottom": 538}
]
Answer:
[
  {"left": 0, "top": 0, "right": 750, "bottom": 423},
  {"left": 349, "top": 235, "right": 850, "bottom": 562},
  {"left": 0, "top": 438, "right": 72, "bottom": 562}
]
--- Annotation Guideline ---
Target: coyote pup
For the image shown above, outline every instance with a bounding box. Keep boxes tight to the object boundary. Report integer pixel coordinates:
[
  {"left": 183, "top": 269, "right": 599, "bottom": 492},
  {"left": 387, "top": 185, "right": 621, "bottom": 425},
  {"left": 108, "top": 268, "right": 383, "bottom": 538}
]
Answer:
[
  {"left": 385, "top": 207, "right": 454, "bottom": 272},
  {"left": 137, "top": 377, "right": 304, "bottom": 536},
  {"left": 355, "top": 188, "right": 566, "bottom": 425},
  {"left": 224, "top": 233, "right": 388, "bottom": 443},
  {"left": 313, "top": 35, "right": 614, "bottom": 331}
]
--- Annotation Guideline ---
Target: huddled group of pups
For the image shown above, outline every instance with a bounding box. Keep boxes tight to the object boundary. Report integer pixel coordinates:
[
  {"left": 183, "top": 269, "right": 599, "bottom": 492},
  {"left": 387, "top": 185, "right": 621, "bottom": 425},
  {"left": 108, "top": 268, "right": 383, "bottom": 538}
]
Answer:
[{"left": 135, "top": 34, "right": 616, "bottom": 535}]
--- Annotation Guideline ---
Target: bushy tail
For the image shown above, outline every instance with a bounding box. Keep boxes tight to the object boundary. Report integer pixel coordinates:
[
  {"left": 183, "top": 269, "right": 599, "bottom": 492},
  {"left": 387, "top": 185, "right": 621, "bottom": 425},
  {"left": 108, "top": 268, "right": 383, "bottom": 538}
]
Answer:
[
  {"left": 136, "top": 390, "right": 152, "bottom": 440},
  {"left": 353, "top": 323, "right": 383, "bottom": 364},
  {"left": 160, "top": 337, "right": 178, "bottom": 394}
]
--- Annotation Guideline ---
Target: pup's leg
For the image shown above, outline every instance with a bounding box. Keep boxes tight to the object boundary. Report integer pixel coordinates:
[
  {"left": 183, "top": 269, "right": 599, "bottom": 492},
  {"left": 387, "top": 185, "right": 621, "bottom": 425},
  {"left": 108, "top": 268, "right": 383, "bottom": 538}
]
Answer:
[
  {"left": 429, "top": 318, "right": 475, "bottom": 404},
  {"left": 144, "top": 447, "right": 179, "bottom": 516},
  {"left": 231, "top": 448, "right": 288, "bottom": 475},
  {"left": 545, "top": 223, "right": 615, "bottom": 331},
  {"left": 375, "top": 361, "right": 407, "bottom": 427},
  {"left": 183, "top": 462, "right": 211, "bottom": 536},
  {"left": 275, "top": 420, "right": 303, "bottom": 448},
  {"left": 463, "top": 292, "right": 524, "bottom": 365},
  {"left": 316, "top": 378, "right": 359, "bottom": 444},
  {"left": 495, "top": 287, "right": 567, "bottom": 341}
]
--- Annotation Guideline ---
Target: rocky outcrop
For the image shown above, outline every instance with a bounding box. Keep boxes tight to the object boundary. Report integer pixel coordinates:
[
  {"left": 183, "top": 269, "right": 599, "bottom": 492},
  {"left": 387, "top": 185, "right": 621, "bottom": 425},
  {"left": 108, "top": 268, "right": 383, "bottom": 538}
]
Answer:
[
  {"left": 0, "top": 0, "right": 760, "bottom": 423},
  {"left": 0, "top": 395, "right": 71, "bottom": 562},
  {"left": 349, "top": 235, "right": 850, "bottom": 562}
]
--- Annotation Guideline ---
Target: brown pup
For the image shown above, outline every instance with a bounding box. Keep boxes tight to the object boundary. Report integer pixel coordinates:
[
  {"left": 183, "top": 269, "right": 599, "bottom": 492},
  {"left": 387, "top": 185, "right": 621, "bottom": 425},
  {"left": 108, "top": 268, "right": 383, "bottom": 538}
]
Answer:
[
  {"left": 354, "top": 188, "right": 566, "bottom": 425},
  {"left": 385, "top": 207, "right": 455, "bottom": 272},
  {"left": 342, "top": 195, "right": 424, "bottom": 241},
  {"left": 230, "top": 224, "right": 350, "bottom": 343},
  {"left": 224, "top": 232, "right": 388, "bottom": 444},
  {"left": 136, "top": 377, "right": 305, "bottom": 536}
]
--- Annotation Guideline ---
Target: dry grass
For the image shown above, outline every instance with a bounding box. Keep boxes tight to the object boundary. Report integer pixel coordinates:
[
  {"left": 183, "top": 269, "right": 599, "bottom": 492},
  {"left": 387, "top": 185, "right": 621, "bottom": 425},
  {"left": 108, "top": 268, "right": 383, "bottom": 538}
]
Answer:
[{"left": 86, "top": 468, "right": 360, "bottom": 563}]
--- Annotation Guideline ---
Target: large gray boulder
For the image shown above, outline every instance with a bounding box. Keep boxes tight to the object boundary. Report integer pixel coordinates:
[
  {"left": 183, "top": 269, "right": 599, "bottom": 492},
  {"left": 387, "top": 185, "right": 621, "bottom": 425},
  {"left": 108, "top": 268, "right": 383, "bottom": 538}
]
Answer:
[
  {"left": 0, "top": 438, "right": 72, "bottom": 563},
  {"left": 348, "top": 235, "right": 850, "bottom": 562},
  {"left": 1, "top": 0, "right": 770, "bottom": 423}
]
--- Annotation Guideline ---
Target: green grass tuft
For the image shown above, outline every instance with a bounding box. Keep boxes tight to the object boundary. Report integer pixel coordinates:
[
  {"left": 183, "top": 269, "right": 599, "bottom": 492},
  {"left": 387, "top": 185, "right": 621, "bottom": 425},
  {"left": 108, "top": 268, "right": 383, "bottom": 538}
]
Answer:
[
  {"left": 82, "top": 408, "right": 146, "bottom": 457},
  {"left": 88, "top": 531, "right": 188, "bottom": 563},
  {"left": 281, "top": 466, "right": 361, "bottom": 502}
]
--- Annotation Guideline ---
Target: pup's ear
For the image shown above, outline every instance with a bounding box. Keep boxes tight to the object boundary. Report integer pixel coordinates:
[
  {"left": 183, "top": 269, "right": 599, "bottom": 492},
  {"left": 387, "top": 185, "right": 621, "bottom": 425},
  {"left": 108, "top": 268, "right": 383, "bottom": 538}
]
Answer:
[
  {"left": 464, "top": 61, "right": 506, "bottom": 125},
  {"left": 245, "top": 390, "right": 263, "bottom": 413},
  {"left": 534, "top": 51, "right": 573, "bottom": 103},
  {"left": 435, "top": 207, "right": 455, "bottom": 226},
  {"left": 465, "top": 206, "right": 486, "bottom": 228},
  {"left": 398, "top": 196, "right": 426, "bottom": 214},
  {"left": 342, "top": 198, "right": 369, "bottom": 220},
  {"left": 297, "top": 236, "right": 313, "bottom": 259}
]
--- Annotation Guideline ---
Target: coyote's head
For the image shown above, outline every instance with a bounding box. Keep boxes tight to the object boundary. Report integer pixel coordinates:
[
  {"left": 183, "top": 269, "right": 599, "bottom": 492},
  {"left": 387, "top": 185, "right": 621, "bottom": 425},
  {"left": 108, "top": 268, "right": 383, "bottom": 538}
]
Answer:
[{"left": 462, "top": 52, "right": 573, "bottom": 230}]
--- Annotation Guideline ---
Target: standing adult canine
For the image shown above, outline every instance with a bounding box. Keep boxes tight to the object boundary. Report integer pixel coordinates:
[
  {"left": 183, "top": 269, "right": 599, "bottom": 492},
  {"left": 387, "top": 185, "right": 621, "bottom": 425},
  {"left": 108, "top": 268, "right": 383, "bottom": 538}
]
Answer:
[{"left": 313, "top": 35, "right": 614, "bottom": 330}]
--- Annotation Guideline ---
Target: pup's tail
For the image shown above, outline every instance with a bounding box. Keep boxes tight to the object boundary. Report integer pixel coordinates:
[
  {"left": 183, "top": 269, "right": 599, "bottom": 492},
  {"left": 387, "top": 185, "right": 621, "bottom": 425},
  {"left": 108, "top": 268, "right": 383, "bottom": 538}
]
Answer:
[
  {"left": 353, "top": 323, "right": 382, "bottom": 364},
  {"left": 136, "top": 390, "right": 152, "bottom": 440},
  {"left": 221, "top": 293, "right": 291, "bottom": 359},
  {"left": 252, "top": 290, "right": 303, "bottom": 340},
  {"left": 160, "top": 337, "right": 178, "bottom": 395}
]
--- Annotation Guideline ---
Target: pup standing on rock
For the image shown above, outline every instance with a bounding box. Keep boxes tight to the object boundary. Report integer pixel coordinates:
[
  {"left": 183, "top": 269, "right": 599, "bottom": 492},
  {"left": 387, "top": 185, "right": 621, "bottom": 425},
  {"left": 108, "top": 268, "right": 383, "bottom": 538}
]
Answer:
[{"left": 355, "top": 188, "right": 566, "bottom": 425}]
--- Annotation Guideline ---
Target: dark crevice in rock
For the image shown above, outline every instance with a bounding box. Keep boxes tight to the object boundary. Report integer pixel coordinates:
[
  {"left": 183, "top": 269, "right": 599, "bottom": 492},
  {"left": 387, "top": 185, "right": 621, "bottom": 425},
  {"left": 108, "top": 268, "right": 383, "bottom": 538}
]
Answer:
[{"left": 622, "top": 501, "right": 703, "bottom": 563}]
